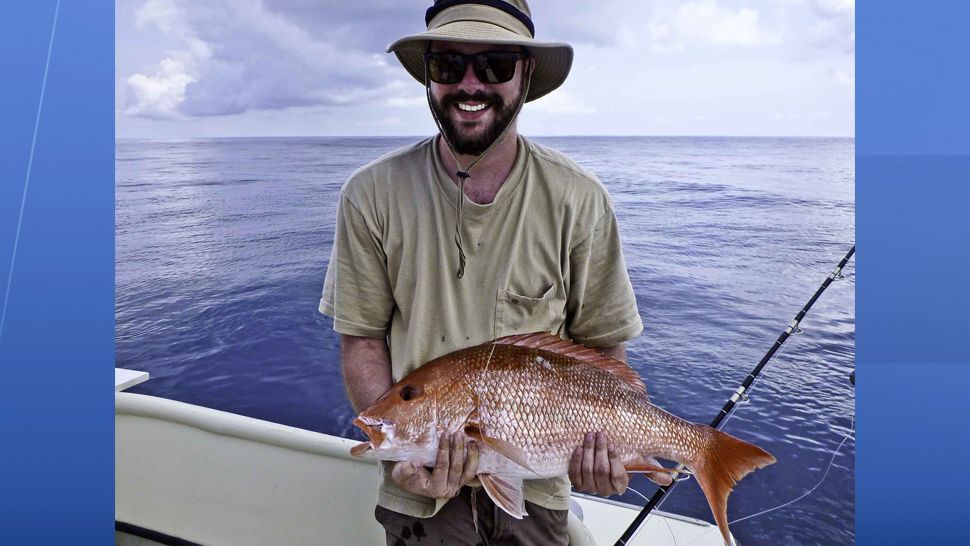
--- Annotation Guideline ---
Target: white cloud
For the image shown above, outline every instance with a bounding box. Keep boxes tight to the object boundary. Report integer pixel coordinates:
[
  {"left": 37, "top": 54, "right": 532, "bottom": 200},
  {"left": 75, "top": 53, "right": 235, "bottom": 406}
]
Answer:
[
  {"left": 809, "top": 0, "right": 854, "bottom": 19},
  {"left": 646, "top": 0, "right": 779, "bottom": 52},
  {"left": 117, "top": 0, "right": 854, "bottom": 137},
  {"left": 545, "top": 0, "right": 854, "bottom": 57},
  {"left": 830, "top": 67, "right": 855, "bottom": 88},
  {"left": 133, "top": 0, "right": 178, "bottom": 33},
  {"left": 385, "top": 95, "right": 426, "bottom": 108},
  {"left": 124, "top": 57, "right": 194, "bottom": 120},
  {"left": 123, "top": 0, "right": 411, "bottom": 119},
  {"left": 793, "top": 0, "right": 855, "bottom": 55},
  {"left": 528, "top": 1, "right": 648, "bottom": 48}
]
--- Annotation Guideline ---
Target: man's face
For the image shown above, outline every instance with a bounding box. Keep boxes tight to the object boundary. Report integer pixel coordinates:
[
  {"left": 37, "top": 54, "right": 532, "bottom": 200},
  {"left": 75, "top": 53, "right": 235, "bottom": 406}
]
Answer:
[{"left": 428, "top": 41, "right": 530, "bottom": 155}]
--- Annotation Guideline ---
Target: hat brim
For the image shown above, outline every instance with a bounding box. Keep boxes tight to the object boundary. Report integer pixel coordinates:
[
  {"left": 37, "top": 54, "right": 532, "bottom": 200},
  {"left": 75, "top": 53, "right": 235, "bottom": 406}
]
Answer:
[{"left": 387, "top": 21, "right": 573, "bottom": 103}]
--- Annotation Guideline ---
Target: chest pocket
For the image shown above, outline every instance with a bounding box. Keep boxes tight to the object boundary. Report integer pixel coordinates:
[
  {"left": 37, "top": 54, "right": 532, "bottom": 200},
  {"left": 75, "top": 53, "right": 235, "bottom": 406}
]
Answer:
[{"left": 494, "top": 284, "right": 559, "bottom": 339}]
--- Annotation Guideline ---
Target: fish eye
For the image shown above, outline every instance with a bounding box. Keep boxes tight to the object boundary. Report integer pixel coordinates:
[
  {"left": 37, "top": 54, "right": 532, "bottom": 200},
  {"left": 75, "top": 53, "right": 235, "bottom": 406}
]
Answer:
[{"left": 400, "top": 385, "right": 419, "bottom": 401}]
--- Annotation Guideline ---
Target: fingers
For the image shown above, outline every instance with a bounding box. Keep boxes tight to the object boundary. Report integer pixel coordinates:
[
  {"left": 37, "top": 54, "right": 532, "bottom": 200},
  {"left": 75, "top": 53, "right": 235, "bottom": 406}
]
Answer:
[
  {"left": 427, "top": 431, "right": 478, "bottom": 500},
  {"left": 592, "top": 432, "right": 611, "bottom": 495},
  {"left": 446, "top": 431, "right": 465, "bottom": 489},
  {"left": 390, "top": 459, "right": 429, "bottom": 493},
  {"left": 428, "top": 432, "right": 453, "bottom": 496},
  {"left": 569, "top": 432, "right": 627, "bottom": 497},
  {"left": 459, "top": 438, "right": 480, "bottom": 486},
  {"left": 608, "top": 442, "right": 629, "bottom": 494},
  {"left": 568, "top": 445, "right": 583, "bottom": 490},
  {"left": 580, "top": 432, "right": 595, "bottom": 491}
]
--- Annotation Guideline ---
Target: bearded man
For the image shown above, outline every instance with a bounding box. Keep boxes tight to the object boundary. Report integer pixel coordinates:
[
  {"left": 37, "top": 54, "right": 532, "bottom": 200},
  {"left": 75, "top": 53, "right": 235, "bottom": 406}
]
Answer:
[{"left": 320, "top": 1, "right": 664, "bottom": 544}]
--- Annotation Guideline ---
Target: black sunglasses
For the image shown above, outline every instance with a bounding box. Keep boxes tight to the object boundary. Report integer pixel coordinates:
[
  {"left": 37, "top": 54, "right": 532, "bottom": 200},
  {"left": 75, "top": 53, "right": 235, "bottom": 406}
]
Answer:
[{"left": 424, "top": 51, "right": 527, "bottom": 85}]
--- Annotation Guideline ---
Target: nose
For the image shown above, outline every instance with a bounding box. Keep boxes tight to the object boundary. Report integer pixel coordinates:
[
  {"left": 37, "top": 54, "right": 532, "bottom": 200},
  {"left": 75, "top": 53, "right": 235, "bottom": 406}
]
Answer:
[{"left": 455, "top": 60, "right": 488, "bottom": 93}]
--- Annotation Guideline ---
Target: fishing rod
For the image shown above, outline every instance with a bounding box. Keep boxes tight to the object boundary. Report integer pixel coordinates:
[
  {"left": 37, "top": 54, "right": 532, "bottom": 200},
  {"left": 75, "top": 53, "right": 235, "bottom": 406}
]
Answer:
[{"left": 614, "top": 244, "right": 856, "bottom": 546}]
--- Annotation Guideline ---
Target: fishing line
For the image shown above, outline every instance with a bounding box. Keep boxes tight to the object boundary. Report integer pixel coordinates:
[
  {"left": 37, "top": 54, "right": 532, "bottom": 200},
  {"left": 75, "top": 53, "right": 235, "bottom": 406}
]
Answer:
[
  {"left": 678, "top": 417, "right": 855, "bottom": 546},
  {"left": 652, "top": 369, "right": 761, "bottom": 513},
  {"left": 655, "top": 327, "right": 782, "bottom": 508},
  {"left": 614, "top": 245, "right": 855, "bottom": 546},
  {"left": 484, "top": 343, "right": 497, "bottom": 374},
  {"left": 681, "top": 348, "right": 853, "bottom": 540},
  {"left": 625, "top": 485, "right": 679, "bottom": 546},
  {"left": 661, "top": 322, "right": 849, "bottom": 539},
  {"left": 728, "top": 418, "right": 854, "bottom": 526}
]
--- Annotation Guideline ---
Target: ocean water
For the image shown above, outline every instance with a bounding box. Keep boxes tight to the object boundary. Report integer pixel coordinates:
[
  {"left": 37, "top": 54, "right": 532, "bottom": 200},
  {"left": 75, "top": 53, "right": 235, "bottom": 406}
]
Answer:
[{"left": 116, "top": 136, "right": 855, "bottom": 545}]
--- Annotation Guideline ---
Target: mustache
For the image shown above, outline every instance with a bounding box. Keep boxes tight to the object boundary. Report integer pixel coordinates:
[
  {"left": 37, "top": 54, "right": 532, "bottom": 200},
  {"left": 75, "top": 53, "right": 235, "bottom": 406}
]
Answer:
[{"left": 440, "top": 91, "right": 505, "bottom": 109}]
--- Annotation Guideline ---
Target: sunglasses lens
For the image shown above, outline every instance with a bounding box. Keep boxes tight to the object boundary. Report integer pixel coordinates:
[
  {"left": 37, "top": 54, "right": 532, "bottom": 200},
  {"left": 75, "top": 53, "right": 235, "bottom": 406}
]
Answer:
[
  {"left": 475, "top": 52, "right": 519, "bottom": 84},
  {"left": 426, "top": 52, "right": 521, "bottom": 85},
  {"left": 427, "top": 54, "right": 466, "bottom": 84}
]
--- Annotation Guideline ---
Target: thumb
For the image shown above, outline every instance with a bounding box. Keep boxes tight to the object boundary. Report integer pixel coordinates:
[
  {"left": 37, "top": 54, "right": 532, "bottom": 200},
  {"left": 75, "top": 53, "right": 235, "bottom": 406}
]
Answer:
[
  {"left": 399, "top": 461, "right": 418, "bottom": 478},
  {"left": 395, "top": 459, "right": 421, "bottom": 480}
]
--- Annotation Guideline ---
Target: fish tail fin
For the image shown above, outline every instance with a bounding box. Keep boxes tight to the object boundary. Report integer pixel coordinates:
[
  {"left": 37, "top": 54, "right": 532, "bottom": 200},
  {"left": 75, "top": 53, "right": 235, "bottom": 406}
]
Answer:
[{"left": 691, "top": 426, "right": 775, "bottom": 546}]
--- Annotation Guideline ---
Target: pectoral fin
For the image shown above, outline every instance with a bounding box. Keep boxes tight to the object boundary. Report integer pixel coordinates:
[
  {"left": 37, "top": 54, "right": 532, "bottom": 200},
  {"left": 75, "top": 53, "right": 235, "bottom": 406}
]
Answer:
[
  {"left": 478, "top": 474, "right": 527, "bottom": 519},
  {"left": 464, "top": 423, "right": 538, "bottom": 476}
]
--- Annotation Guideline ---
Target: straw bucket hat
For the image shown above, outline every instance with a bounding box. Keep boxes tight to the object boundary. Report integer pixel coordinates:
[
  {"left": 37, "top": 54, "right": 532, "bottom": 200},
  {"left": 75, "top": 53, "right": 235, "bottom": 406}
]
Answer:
[{"left": 387, "top": 0, "right": 573, "bottom": 102}]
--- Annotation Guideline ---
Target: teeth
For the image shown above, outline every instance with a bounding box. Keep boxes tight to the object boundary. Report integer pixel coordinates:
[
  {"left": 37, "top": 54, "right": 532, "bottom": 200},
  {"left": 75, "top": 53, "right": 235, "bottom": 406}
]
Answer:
[{"left": 458, "top": 103, "right": 487, "bottom": 112}]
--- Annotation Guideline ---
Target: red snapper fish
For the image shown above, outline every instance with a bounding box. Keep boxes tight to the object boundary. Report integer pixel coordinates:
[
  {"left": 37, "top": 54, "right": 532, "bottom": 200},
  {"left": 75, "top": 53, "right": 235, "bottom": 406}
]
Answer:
[{"left": 351, "top": 333, "right": 775, "bottom": 545}]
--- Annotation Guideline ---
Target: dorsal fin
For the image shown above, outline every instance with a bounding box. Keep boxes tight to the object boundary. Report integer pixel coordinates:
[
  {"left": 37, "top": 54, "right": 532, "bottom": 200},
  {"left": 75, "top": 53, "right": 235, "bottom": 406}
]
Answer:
[{"left": 493, "top": 332, "right": 647, "bottom": 397}]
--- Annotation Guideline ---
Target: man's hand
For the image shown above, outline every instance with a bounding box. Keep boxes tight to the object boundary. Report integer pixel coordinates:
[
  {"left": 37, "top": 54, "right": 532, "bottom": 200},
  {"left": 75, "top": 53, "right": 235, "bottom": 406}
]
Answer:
[
  {"left": 569, "top": 431, "right": 628, "bottom": 496},
  {"left": 390, "top": 431, "right": 480, "bottom": 500}
]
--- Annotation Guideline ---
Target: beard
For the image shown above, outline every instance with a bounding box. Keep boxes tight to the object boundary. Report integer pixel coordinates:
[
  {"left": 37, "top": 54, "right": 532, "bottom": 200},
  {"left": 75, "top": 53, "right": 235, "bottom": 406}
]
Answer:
[{"left": 431, "top": 89, "right": 521, "bottom": 156}]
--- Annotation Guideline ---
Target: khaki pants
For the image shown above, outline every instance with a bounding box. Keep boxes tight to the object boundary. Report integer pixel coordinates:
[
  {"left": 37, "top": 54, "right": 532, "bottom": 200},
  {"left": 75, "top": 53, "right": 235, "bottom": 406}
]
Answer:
[{"left": 375, "top": 486, "right": 569, "bottom": 546}]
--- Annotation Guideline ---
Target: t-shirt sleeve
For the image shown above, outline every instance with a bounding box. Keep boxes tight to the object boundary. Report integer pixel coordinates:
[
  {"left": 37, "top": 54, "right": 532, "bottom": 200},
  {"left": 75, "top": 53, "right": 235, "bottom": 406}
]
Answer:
[
  {"left": 319, "top": 193, "right": 394, "bottom": 338},
  {"left": 566, "top": 207, "right": 643, "bottom": 347}
]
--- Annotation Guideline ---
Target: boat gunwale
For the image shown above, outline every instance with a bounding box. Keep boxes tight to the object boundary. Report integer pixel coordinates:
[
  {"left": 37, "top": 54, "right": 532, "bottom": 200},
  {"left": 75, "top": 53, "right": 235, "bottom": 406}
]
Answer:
[
  {"left": 117, "top": 392, "right": 717, "bottom": 536},
  {"left": 117, "top": 392, "right": 358, "bottom": 459}
]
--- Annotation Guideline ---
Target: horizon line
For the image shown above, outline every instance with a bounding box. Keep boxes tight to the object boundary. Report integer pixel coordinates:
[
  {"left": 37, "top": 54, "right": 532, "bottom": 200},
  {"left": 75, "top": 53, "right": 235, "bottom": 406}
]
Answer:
[{"left": 116, "top": 133, "right": 856, "bottom": 141}]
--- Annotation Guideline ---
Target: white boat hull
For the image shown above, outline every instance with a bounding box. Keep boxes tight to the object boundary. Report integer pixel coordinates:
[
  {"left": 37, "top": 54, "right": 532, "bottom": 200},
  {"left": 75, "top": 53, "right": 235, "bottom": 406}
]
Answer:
[{"left": 116, "top": 392, "right": 726, "bottom": 546}]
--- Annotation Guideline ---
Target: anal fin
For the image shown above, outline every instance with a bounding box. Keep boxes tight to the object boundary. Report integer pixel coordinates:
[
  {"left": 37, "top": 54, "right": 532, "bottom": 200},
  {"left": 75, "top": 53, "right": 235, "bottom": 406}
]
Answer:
[
  {"left": 478, "top": 474, "right": 527, "bottom": 519},
  {"left": 625, "top": 463, "right": 681, "bottom": 475},
  {"left": 626, "top": 459, "right": 683, "bottom": 486}
]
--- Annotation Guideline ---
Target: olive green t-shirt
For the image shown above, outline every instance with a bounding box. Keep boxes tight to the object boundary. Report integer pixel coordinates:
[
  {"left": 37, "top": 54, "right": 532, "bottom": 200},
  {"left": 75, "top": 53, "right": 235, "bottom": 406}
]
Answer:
[{"left": 320, "top": 135, "right": 643, "bottom": 517}]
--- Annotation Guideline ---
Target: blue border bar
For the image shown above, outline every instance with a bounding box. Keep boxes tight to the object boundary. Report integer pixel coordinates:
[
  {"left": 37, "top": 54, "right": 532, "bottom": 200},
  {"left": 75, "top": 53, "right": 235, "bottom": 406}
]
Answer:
[
  {"left": 0, "top": 1, "right": 114, "bottom": 542},
  {"left": 858, "top": 1, "right": 970, "bottom": 543}
]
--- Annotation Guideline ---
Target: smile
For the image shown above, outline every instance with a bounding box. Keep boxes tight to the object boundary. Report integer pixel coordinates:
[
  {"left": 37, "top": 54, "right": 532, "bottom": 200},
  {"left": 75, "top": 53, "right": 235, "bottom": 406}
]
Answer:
[{"left": 457, "top": 102, "right": 488, "bottom": 112}]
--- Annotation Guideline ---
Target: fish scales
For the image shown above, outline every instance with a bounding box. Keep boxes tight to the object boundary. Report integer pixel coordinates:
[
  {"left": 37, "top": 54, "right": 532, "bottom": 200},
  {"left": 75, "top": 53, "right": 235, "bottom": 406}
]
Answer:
[
  {"left": 352, "top": 333, "right": 776, "bottom": 546},
  {"left": 466, "top": 344, "right": 706, "bottom": 475}
]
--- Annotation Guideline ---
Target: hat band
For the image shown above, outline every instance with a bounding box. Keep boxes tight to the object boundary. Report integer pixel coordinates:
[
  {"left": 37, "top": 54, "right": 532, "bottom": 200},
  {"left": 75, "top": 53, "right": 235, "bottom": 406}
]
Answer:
[{"left": 425, "top": 0, "right": 535, "bottom": 37}]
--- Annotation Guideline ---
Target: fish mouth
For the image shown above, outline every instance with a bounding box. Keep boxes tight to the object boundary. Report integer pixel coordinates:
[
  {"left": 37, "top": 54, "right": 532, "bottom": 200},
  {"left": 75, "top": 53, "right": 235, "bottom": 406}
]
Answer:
[
  {"left": 352, "top": 415, "right": 391, "bottom": 456},
  {"left": 350, "top": 441, "right": 373, "bottom": 457}
]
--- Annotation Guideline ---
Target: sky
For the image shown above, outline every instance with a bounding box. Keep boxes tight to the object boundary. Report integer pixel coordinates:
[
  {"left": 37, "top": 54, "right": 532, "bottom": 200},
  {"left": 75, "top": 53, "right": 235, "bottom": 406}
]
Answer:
[{"left": 115, "top": 0, "right": 855, "bottom": 138}]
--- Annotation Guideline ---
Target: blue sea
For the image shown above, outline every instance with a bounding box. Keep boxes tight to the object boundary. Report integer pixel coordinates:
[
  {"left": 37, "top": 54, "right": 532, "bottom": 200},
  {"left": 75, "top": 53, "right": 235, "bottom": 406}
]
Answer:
[{"left": 116, "top": 136, "right": 855, "bottom": 545}]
